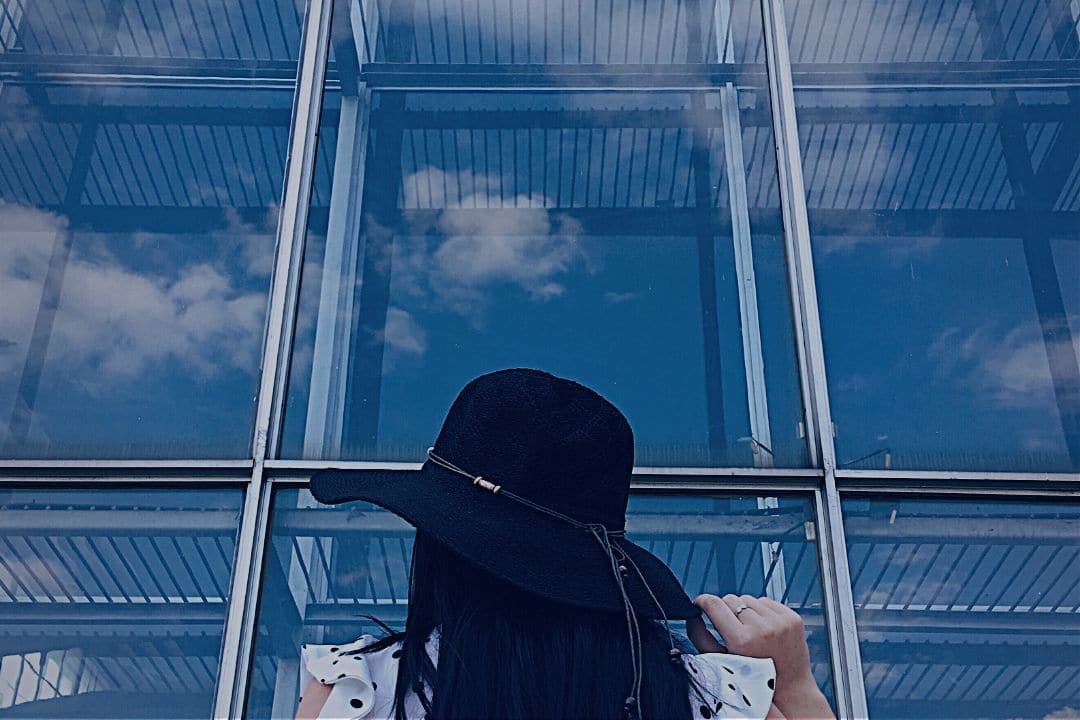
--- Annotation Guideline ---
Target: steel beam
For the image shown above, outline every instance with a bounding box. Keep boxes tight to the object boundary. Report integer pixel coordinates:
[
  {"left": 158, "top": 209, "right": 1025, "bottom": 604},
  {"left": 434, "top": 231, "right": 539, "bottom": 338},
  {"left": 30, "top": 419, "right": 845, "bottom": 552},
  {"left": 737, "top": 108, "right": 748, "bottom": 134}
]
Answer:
[
  {"left": 213, "top": 0, "right": 336, "bottom": 715},
  {"left": 761, "top": 0, "right": 868, "bottom": 714}
]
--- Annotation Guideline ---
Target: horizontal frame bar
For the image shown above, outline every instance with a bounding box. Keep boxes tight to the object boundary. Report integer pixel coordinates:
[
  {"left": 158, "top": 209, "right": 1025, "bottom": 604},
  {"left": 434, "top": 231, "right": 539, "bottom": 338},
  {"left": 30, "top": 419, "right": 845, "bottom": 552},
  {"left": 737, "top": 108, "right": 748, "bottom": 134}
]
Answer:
[
  {"left": 837, "top": 468, "right": 1080, "bottom": 482},
  {"left": 0, "top": 459, "right": 252, "bottom": 471},
  {"left": 263, "top": 459, "right": 822, "bottom": 476}
]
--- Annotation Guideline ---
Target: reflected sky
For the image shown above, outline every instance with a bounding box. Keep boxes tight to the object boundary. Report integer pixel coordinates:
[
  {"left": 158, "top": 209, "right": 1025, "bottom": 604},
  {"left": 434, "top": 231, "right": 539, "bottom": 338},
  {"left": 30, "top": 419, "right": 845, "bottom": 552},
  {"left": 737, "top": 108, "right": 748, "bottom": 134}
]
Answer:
[
  {"left": 282, "top": 87, "right": 807, "bottom": 467},
  {"left": 786, "top": 0, "right": 1080, "bottom": 471},
  {"left": 0, "top": 88, "right": 290, "bottom": 458},
  {"left": 0, "top": 0, "right": 300, "bottom": 458},
  {"left": 793, "top": 88, "right": 1080, "bottom": 470}
]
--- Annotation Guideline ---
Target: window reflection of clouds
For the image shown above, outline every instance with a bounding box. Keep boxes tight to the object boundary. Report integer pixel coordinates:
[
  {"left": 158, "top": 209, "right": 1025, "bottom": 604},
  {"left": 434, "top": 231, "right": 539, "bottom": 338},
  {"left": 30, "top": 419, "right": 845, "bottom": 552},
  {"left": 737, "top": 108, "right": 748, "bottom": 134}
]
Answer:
[
  {"left": 0, "top": 0, "right": 301, "bottom": 456},
  {"left": 285, "top": 69, "right": 806, "bottom": 467},
  {"left": 791, "top": 8, "right": 1080, "bottom": 470}
]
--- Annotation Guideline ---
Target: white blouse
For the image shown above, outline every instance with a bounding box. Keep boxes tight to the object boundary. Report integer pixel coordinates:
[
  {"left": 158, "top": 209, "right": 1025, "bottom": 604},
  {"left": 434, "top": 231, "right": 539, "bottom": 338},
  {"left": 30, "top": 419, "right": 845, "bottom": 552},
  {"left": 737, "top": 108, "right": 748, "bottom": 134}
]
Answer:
[{"left": 300, "top": 633, "right": 775, "bottom": 720}]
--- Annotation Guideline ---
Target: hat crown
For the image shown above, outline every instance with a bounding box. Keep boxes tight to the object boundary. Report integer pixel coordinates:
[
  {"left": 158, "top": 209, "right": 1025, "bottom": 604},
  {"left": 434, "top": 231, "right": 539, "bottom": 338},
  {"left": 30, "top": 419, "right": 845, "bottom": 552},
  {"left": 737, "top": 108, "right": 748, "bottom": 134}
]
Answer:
[{"left": 430, "top": 368, "right": 633, "bottom": 531}]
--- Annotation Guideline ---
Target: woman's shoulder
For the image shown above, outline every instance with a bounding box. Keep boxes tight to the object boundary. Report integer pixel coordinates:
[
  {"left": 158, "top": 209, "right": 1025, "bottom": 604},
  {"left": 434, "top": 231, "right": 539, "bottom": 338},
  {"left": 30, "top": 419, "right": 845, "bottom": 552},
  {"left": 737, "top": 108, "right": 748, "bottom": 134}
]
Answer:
[
  {"left": 299, "top": 633, "right": 438, "bottom": 719},
  {"left": 681, "top": 652, "right": 776, "bottom": 720}
]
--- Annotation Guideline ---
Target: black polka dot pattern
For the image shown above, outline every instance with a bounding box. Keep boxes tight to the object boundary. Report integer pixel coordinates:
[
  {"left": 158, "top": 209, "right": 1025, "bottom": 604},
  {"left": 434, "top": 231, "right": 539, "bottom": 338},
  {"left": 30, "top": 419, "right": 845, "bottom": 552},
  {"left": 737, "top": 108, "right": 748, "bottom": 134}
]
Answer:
[
  {"left": 301, "top": 635, "right": 777, "bottom": 719},
  {"left": 679, "top": 651, "right": 776, "bottom": 718}
]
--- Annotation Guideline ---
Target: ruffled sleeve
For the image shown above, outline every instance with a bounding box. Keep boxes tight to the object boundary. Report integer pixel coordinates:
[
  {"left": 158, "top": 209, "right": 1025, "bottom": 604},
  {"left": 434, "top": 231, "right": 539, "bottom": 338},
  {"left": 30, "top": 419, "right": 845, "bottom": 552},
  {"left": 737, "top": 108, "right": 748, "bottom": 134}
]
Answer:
[
  {"left": 683, "top": 652, "right": 776, "bottom": 720},
  {"left": 299, "top": 635, "right": 379, "bottom": 719},
  {"left": 298, "top": 631, "right": 440, "bottom": 720}
]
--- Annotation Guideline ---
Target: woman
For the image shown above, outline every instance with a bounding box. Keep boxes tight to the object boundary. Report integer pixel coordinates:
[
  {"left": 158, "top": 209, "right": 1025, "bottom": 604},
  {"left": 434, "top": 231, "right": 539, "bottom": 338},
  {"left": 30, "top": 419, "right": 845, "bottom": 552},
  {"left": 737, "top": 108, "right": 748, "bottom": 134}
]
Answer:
[{"left": 296, "top": 369, "right": 834, "bottom": 720}]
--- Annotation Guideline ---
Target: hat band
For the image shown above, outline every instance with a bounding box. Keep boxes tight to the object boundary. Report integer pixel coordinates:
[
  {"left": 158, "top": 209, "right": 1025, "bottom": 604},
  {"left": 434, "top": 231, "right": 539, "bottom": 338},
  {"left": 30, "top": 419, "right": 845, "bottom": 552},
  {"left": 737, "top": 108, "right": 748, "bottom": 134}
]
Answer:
[{"left": 425, "top": 448, "right": 681, "bottom": 720}]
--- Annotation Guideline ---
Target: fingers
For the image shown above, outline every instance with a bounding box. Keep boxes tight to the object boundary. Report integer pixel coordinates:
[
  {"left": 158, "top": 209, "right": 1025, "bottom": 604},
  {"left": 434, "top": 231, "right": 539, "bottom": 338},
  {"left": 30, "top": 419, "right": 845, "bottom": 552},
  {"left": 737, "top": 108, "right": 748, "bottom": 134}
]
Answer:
[
  {"left": 755, "top": 596, "right": 789, "bottom": 614},
  {"left": 686, "top": 615, "right": 724, "bottom": 653},
  {"left": 694, "top": 593, "right": 744, "bottom": 644},
  {"left": 721, "top": 594, "right": 768, "bottom": 626}
]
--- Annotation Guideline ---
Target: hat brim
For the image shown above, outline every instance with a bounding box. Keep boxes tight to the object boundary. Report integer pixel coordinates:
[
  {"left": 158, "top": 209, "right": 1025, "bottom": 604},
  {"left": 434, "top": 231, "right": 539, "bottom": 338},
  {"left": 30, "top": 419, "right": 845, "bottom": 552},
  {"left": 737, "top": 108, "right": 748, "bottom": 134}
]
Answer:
[{"left": 309, "top": 462, "right": 699, "bottom": 620}]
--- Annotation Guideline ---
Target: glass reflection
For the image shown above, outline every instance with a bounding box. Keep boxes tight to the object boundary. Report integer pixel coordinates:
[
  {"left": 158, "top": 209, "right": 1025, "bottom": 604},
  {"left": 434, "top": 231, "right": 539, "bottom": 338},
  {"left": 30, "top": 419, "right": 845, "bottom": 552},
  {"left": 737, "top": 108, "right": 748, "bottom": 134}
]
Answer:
[
  {"left": 843, "top": 497, "right": 1080, "bottom": 720},
  {"left": 0, "top": 487, "right": 243, "bottom": 719},
  {"left": 246, "top": 487, "right": 832, "bottom": 718},
  {"left": 0, "top": 1, "right": 302, "bottom": 458},
  {"left": 785, "top": 0, "right": 1080, "bottom": 471},
  {"left": 283, "top": 0, "right": 807, "bottom": 467}
]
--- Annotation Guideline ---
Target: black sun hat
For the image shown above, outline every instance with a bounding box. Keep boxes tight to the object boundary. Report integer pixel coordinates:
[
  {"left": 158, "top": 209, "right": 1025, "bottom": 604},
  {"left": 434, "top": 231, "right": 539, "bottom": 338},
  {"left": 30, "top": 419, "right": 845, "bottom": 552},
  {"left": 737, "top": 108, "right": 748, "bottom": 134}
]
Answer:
[{"left": 309, "top": 367, "right": 698, "bottom": 621}]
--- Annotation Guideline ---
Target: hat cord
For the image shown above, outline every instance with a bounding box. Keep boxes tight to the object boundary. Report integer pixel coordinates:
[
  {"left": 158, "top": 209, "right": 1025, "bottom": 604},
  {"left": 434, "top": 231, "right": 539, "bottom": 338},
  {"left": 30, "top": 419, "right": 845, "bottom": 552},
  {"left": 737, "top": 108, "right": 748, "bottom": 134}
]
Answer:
[{"left": 426, "top": 448, "right": 684, "bottom": 720}]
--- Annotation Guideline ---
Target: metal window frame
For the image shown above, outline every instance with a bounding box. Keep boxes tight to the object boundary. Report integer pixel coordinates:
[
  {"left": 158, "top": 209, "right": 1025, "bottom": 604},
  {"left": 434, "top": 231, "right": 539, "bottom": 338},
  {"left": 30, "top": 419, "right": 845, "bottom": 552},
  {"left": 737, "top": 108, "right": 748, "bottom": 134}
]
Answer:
[
  {"left": 211, "top": 0, "right": 336, "bottom": 716},
  {"left": 4, "top": 0, "right": 1080, "bottom": 719},
  {"left": 759, "top": 0, "right": 868, "bottom": 715}
]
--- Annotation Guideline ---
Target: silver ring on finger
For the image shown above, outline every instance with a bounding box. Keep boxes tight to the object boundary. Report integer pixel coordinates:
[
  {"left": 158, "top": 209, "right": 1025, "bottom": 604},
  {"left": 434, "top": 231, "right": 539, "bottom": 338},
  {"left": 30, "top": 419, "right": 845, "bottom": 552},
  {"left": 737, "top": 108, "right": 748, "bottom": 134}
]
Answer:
[{"left": 734, "top": 603, "right": 749, "bottom": 617}]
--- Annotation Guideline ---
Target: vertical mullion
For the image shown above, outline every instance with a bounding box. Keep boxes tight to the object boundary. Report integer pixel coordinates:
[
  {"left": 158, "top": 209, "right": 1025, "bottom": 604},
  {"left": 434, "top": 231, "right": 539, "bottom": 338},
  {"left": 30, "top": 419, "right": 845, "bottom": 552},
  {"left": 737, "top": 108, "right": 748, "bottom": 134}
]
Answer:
[
  {"left": 760, "top": 0, "right": 867, "bottom": 716},
  {"left": 214, "top": 0, "right": 336, "bottom": 717}
]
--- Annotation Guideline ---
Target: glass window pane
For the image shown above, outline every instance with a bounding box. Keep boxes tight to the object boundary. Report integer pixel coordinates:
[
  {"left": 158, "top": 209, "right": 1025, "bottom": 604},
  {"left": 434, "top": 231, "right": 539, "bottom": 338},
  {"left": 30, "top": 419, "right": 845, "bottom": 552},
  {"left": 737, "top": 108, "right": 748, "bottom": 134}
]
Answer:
[
  {"left": 786, "top": 0, "right": 1080, "bottom": 471},
  {"left": 280, "top": 0, "right": 809, "bottom": 468},
  {"left": 247, "top": 486, "right": 833, "bottom": 717},
  {"left": 843, "top": 496, "right": 1080, "bottom": 719},
  {"left": 0, "top": 1, "right": 303, "bottom": 458},
  {"left": 0, "top": 486, "right": 244, "bottom": 718}
]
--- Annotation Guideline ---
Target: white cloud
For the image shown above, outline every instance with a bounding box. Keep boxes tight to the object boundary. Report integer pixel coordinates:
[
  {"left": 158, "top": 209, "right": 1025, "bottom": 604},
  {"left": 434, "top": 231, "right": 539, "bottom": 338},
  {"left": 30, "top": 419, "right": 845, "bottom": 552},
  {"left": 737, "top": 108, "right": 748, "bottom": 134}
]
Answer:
[
  {"left": 383, "top": 307, "right": 427, "bottom": 356},
  {"left": 603, "top": 291, "right": 639, "bottom": 304},
  {"left": 814, "top": 235, "right": 942, "bottom": 265},
  {"left": 929, "top": 319, "right": 1080, "bottom": 411},
  {"left": 392, "top": 167, "right": 589, "bottom": 320},
  {"left": 0, "top": 202, "right": 268, "bottom": 402}
]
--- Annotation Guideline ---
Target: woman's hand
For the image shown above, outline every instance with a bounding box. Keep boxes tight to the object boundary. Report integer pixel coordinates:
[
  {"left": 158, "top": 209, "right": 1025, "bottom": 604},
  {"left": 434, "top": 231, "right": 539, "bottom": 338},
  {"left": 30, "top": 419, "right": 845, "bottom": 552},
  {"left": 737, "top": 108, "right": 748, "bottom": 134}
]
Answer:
[{"left": 688, "top": 594, "right": 834, "bottom": 720}]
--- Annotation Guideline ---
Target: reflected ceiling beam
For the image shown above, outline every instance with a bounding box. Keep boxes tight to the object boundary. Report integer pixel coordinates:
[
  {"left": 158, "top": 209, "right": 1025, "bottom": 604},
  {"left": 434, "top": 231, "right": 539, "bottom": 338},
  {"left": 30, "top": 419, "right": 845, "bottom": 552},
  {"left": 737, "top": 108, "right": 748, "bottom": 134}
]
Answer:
[
  {"left": 0, "top": 56, "right": 299, "bottom": 88},
  {"left": 870, "top": 700, "right": 1080, "bottom": 720},
  {"left": 975, "top": 0, "right": 1080, "bottom": 466},
  {"left": 271, "top": 507, "right": 809, "bottom": 538},
  {"left": 4, "top": 204, "right": 1075, "bottom": 239},
  {"left": 858, "top": 638, "right": 1079, "bottom": 666},
  {"left": 1032, "top": 0, "right": 1080, "bottom": 202},
  {"left": 686, "top": 0, "right": 728, "bottom": 461},
  {"left": 787, "top": 59, "right": 1080, "bottom": 88},
  {"left": 266, "top": 507, "right": 1080, "bottom": 541},
  {"left": 341, "top": 0, "right": 414, "bottom": 456},
  {"left": 0, "top": 634, "right": 222, "bottom": 658},
  {"left": 4, "top": 0, "right": 125, "bottom": 450},
  {"left": 855, "top": 608, "right": 1080, "bottom": 633},
  {"left": 2, "top": 57, "right": 1074, "bottom": 90},
  {"left": 0, "top": 509, "right": 240, "bottom": 533},
  {"left": 0, "top": 104, "right": 294, "bottom": 125},
  {"left": 302, "top": 601, "right": 824, "bottom": 625},
  {"left": 4, "top": 603, "right": 226, "bottom": 623},
  {"left": 303, "top": 0, "right": 373, "bottom": 459},
  {"left": 844, "top": 513, "right": 1080, "bottom": 540},
  {"left": 368, "top": 104, "right": 1072, "bottom": 129},
  {"left": 10, "top": 101, "right": 1080, "bottom": 130},
  {"left": 370, "top": 108, "right": 772, "bottom": 129},
  {"left": 355, "top": 62, "right": 765, "bottom": 88}
]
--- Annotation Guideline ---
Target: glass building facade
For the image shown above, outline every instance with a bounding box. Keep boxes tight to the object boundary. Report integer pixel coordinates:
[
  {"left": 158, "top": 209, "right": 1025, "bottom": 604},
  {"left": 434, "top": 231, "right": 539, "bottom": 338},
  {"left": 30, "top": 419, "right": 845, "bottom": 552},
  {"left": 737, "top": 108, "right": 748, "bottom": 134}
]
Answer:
[{"left": 0, "top": 0, "right": 1077, "bottom": 718}]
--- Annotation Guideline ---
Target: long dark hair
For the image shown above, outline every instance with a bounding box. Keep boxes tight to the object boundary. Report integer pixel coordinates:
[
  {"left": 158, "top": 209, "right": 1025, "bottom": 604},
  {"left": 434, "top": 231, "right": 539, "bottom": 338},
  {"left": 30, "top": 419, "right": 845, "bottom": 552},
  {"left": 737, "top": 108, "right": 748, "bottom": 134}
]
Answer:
[{"left": 359, "top": 531, "right": 694, "bottom": 720}]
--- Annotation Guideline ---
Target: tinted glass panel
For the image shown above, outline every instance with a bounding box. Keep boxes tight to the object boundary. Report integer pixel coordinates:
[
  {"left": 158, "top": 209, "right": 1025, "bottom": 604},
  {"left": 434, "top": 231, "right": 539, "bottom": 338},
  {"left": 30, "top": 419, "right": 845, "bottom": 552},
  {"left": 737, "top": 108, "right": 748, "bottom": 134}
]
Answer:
[
  {"left": 843, "top": 497, "right": 1080, "bottom": 719},
  {"left": 786, "top": 0, "right": 1080, "bottom": 471},
  {"left": 246, "top": 487, "right": 833, "bottom": 718},
  {"left": 279, "top": 0, "right": 809, "bottom": 468},
  {"left": 0, "top": 1, "right": 302, "bottom": 458},
  {"left": 0, "top": 486, "right": 244, "bottom": 719}
]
